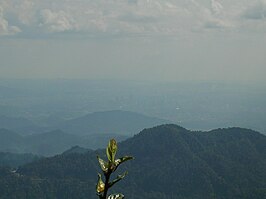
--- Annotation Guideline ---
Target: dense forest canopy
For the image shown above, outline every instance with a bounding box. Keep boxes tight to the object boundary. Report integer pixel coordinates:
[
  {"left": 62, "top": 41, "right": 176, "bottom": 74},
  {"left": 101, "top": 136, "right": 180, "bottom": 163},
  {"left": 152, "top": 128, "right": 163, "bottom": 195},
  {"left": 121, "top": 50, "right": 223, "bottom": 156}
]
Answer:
[{"left": 0, "top": 125, "right": 265, "bottom": 199}]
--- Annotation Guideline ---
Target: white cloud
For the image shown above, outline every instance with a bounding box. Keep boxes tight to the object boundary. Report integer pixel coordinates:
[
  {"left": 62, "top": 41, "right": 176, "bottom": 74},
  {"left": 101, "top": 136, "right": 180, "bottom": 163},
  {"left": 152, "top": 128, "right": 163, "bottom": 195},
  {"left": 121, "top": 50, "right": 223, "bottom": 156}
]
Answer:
[
  {"left": 0, "top": 0, "right": 266, "bottom": 37},
  {"left": 39, "top": 9, "right": 78, "bottom": 33},
  {"left": 211, "top": 0, "right": 223, "bottom": 15},
  {"left": 204, "top": 19, "right": 232, "bottom": 29},
  {"left": 15, "top": 0, "right": 36, "bottom": 25},
  {"left": 242, "top": 1, "right": 266, "bottom": 20},
  {"left": 0, "top": 6, "right": 21, "bottom": 36}
]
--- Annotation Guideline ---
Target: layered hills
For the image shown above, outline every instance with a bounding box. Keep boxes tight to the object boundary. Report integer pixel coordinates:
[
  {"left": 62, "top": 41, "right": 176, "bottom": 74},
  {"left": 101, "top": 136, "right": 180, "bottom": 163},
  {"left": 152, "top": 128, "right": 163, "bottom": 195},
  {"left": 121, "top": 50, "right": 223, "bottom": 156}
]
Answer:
[
  {"left": 0, "top": 115, "right": 37, "bottom": 134},
  {"left": 0, "top": 129, "right": 87, "bottom": 156},
  {"left": 0, "top": 125, "right": 265, "bottom": 198},
  {"left": 58, "top": 110, "right": 169, "bottom": 135},
  {"left": 0, "top": 110, "right": 168, "bottom": 155}
]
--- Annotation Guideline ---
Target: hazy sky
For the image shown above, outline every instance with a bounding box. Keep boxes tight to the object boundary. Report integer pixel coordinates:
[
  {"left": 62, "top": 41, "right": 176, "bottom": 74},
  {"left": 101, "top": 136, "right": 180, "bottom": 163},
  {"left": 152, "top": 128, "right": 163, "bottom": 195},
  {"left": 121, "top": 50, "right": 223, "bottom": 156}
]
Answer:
[{"left": 0, "top": 0, "right": 266, "bottom": 83}]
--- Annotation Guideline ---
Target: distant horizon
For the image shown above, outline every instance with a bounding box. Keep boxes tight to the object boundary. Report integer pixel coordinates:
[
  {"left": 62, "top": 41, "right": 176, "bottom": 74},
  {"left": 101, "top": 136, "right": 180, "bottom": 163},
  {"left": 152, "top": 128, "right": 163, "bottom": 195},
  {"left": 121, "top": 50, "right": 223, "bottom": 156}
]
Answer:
[
  {"left": 0, "top": 0, "right": 266, "bottom": 136},
  {"left": 0, "top": 77, "right": 265, "bottom": 86}
]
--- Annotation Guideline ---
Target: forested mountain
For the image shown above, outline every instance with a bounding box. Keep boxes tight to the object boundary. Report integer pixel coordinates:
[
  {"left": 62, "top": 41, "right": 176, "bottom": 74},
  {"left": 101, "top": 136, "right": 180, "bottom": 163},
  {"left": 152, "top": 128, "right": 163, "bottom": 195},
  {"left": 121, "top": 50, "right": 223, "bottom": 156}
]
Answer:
[
  {"left": 58, "top": 110, "right": 169, "bottom": 135},
  {"left": 0, "top": 152, "right": 40, "bottom": 168},
  {"left": 0, "top": 125, "right": 265, "bottom": 198}
]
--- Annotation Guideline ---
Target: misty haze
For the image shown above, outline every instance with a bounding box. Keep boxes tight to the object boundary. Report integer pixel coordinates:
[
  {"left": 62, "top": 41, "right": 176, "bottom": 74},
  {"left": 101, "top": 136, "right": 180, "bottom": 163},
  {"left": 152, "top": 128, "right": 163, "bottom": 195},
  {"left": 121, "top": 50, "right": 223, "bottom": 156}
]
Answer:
[{"left": 0, "top": 0, "right": 266, "bottom": 198}]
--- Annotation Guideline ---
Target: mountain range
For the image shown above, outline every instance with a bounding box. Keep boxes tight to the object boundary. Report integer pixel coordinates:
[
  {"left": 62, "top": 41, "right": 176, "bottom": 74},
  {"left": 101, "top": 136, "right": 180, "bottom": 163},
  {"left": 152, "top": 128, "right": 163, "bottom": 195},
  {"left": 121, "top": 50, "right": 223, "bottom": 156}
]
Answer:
[
  {"left": 58, "top": 110, "right": 169, "bottom": 136},
  {"left": 0, "top": 115, "right": 41, "bottom": 135},
  {"left": 0, "top": 124, "right": 265, "bottom": 198},
  {"left": 0, "top": 110, "right": 168, "bottom": 155},
  {"left": 0, "top": 128, "right": 82, "bottom": 156}
]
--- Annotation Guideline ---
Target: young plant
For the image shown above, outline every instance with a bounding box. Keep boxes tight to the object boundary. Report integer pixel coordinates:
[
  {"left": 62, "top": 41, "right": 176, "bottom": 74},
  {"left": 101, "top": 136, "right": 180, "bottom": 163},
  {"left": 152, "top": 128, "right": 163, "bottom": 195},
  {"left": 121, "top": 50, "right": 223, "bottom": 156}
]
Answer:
[{"left": 96, "top": 139, "right": 133, "bottom": 199}]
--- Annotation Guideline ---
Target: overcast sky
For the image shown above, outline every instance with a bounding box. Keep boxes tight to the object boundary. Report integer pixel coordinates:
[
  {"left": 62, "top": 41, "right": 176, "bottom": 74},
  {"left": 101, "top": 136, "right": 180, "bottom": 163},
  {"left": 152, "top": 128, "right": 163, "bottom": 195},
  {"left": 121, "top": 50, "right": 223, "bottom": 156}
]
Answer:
[{"left": 0, "top": 0, "right": 265, "bottom": 83}]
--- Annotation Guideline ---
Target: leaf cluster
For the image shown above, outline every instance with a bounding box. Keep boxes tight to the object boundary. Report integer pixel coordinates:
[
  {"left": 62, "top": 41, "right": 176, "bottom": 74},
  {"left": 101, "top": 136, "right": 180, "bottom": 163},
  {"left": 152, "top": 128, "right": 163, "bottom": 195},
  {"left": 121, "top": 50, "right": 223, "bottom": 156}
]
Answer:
[{"left": 96, "top": 139, "right": 133, "bottom": 199}]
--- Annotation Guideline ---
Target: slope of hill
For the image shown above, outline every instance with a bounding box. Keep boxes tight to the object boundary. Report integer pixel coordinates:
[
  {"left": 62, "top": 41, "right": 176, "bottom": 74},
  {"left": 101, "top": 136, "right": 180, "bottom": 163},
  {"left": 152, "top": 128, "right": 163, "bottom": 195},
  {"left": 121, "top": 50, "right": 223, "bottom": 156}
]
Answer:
[
  {"left": 0, "top": 129, "right": 89, "bottom": 156},
  {"left": 58, "top": 110, "right": 169, "bottom": 135},
  {"left": 0, "top": 129, "right": 24, "bottom": 153},
  {"left": 62, "top": 146, "right": 92, "bottom": 155},
  {"left": 0, "top": 128, "right": 131, "bottom": 155},
  {"left": 0, "top": 116, "right": 42, "bottom": 135},
  {"left": 24, "top": 130, "right": 87, "bottom": 156},
  {"left": 0, "top": 152, "right": 40, "bottom": 168},
  {"left": 0, "top": 110, "right": 169, "bottom": 154},
  {"left": 117, "top": 125, "right": 266, "bottom": 198},
  {"left": 1, "top": 124, "right": 265, "bottom": 199}
]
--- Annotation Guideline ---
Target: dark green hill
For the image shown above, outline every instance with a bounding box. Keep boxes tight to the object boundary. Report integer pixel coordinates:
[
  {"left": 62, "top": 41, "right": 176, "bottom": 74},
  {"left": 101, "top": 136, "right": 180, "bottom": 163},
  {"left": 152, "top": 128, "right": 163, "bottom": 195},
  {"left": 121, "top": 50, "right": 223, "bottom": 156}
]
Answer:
[
  {"left": 0, "top": 152, "right": 40, "bottom": 168},
  {"left": 59, "top": 110, "right": 169, "bottom": 135},
  {"left": 117, "top": 125, "right": 266, "bottom": 198},
  {"left": 1, "top": 125, "right": 266, "bottom": 199}
]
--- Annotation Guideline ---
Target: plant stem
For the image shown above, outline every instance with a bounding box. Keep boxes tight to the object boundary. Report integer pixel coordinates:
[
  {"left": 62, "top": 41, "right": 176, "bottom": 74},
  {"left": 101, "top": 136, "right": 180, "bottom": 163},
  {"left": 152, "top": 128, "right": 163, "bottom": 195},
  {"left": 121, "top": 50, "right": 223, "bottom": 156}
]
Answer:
[{"left": 102, "top": 170, "right": 111, "bottom": 199}]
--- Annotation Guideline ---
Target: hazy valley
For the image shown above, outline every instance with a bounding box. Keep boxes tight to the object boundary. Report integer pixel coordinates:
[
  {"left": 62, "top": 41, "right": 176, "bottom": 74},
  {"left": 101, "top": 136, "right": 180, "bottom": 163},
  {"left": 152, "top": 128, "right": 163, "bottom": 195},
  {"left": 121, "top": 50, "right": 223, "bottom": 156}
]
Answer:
[{"left": 0, "top": 79, "right": 266, "bottom": 198}]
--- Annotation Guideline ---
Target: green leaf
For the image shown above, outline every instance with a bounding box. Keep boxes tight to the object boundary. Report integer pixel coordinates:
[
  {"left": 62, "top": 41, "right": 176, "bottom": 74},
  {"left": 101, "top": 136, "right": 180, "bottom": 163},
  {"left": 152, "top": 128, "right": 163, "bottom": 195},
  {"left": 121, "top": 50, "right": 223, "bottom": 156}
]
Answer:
[
  {"left": 96, "top": 173, "right": 105, "bottom": 193},
  {"left": 106, "top": 139, "right": 117, "bottom": 162},
  {"left": 115, "top": 156, "right": 134, "bottom": 167},
  {"left": 97, "top": 156, "right": 108, "bottom": 173},
  {"left": 107, "top": 193, "right": 124, "bottom": 199},
  {"left": 109, "top": 171, "right": 128, "bottom": 188}
]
